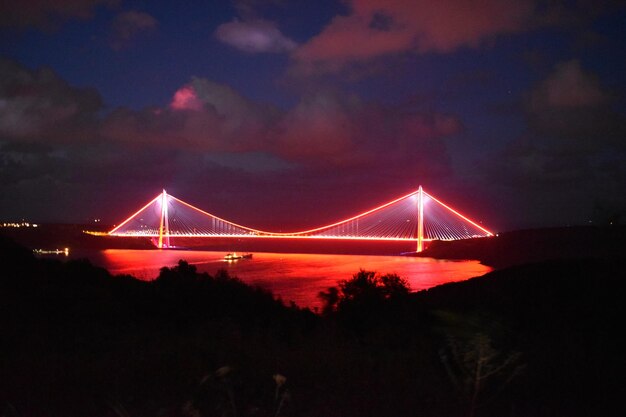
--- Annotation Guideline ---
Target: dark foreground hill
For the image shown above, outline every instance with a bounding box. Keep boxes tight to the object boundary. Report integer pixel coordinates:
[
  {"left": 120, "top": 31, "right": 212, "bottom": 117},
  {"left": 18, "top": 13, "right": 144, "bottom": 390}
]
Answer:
[{"left": 1, "top": 235, "right": 625, "bottom": 417}]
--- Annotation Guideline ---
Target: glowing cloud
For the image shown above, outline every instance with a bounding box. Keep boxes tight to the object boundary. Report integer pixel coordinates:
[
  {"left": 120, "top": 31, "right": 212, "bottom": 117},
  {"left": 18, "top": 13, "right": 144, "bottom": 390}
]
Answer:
[
  {"left": 215, "top": 19, "right": 297, "bottom": 54},
  {"left": 170, "top": 86, "right": 203, "bottom": 111}
]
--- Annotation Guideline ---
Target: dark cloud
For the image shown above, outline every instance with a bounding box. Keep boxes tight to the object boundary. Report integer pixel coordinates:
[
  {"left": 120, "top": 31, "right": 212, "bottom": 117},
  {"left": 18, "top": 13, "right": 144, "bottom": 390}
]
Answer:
[
  {"left": 528, "top": 60, "right": 608, "bottom": 109},
  {"left": 272, "top": 91, "right": 460, "bottom": 171},
  {"left": 215, "top": 19, "right": 297, "bottom": 54},
  {"left": 0, "top": 59, "right": 461, "bottom": 224},
  {"left": 533, "top": 0, "right": 624, "bottom": 28},
  {"left": 292, "top": 0, "right": 534, "bottom": 73},
  {"left": 102, "top": 79, "right": 460, "bottom": 175},
  {"left": 103, "top": 77, "right": 281, "bottom": 151},
  {"left": 524, "top": 60, "right": 625, "bottom": 152},
  {"left": 481, "top": 60, "right": 626, "bottom": 227},
  {"left": 0, "top": 0, "right": 118, "bottom": 30},
  {"left": 109, "top": 10, "right": 158, "bottom": 50},
  {"left": 291, "top": 0, "right": 626, "bottom": 75},
  {"left": 0, "top": 58, "right": 102, "bottom": 142}
]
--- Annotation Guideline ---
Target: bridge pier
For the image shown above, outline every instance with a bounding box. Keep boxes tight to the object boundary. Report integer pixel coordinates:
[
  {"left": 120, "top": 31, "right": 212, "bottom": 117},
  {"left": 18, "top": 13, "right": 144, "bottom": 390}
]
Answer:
[
  {"left": 157, "top": 189, "right": 170, "bottom": 249},
  {"left": 417, "top": 185, "right": 424, "bottom": 252}
]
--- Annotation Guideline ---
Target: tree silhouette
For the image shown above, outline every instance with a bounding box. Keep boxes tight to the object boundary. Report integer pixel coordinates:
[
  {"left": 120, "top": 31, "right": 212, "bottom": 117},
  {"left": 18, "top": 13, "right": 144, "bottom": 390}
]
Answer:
[{"left": 318, "top": 269, "right": 410, "bottom": 314}]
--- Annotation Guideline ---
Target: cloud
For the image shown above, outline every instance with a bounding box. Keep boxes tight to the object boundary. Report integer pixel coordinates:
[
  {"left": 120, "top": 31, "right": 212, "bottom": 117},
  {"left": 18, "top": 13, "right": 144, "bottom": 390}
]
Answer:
[
  {"left": 99, "top": 77, "right": 461, "bottom": 182},
  {"left": 215, "top": 19, "right": 297, "bottom": 53},
  {"left": 528, "top": 60, "right": 607, "bottom": 109},
  {"left": 502, "top": 59, "right": 625, "bottom": 169},
  {"left": 110, "top": 10, "right": 158, "bottom": 50},
  {"left": 105, "top": 77, "right": 280, "bottom": 151},
  {"left": 139, "top": 80, "right": 459, "bottom": 171},
  {"left": 532, "top": 0, "right": 623, "bottom": 28},
  {"left": 0, "top": 57, "right": 460, "bottom": 183},
  {"left": 0, "top": 0, "right": 118, "bottom": 30},
  {"left": 524, "top": 60, "right": 624, "bottom": 151},
  {"left": 293, "top": 0, "right": 534, "bottom": 73},
  {"left": 272, "top": 91, "right": 460, "bottom": 170},
  {"left": 0, "top": 58, "right": 102, "bottom": 142},
  {"left": 0, "top": 60, "right": 462, "bottom": 224},
  {"left": 480, "top": 60, "right": 626, "bottom": 227},
  {"left": 170, "top": 86, "right": 203, "bottom": 111},
  {"left": 481, "top": 132, "right": 626, "bottom": 227}
]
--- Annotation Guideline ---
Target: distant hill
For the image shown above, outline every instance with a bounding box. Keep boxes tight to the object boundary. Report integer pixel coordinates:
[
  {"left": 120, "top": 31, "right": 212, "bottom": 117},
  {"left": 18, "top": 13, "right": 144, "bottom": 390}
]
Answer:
[
  {"left": 419, "top": 226, "right": 626, "bottom": 268},
  {"left": 0, "top": 223, "right": 153, "bottom": 250}
]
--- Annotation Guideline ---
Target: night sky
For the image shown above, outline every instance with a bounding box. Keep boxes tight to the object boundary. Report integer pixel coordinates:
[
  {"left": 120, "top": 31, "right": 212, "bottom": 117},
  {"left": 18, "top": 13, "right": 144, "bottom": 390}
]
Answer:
[{"left": 1, "top": 0, "right": 625, "bottom": 232}]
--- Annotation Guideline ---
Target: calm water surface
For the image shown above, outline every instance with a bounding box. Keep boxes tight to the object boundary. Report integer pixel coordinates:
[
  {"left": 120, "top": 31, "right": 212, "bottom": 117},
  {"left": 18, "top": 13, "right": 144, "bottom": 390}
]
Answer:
[{"left": 78, "top": 249, "right": 492, "bottom": 310}]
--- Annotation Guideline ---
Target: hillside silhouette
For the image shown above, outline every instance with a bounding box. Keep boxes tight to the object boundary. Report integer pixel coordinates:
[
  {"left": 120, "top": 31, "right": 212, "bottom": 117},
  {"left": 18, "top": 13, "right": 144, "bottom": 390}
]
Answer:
[{"left": 1, "top": 234, "right": 625, "bottom": 416}]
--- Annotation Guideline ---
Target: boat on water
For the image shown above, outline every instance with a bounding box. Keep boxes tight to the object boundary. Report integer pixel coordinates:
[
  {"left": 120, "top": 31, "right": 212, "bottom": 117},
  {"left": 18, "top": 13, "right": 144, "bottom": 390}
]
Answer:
[
  {"left": 33, "top": 248, "right": 69, "bottom": 256},
  {"left": 224, "top": 252, "right": 253, "bottom": 261}
]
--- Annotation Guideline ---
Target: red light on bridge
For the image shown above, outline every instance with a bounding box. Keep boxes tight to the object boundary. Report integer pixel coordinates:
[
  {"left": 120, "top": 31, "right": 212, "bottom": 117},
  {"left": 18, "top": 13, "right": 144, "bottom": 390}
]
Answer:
[{"left": 109, "top": 186, "right": 493, "bottom": 252}]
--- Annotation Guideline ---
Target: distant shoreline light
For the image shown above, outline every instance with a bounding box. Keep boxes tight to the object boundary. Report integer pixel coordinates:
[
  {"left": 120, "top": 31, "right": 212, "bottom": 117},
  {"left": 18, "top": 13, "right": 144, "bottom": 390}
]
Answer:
[{"left": 1, "top": 222, "right": 38, "bottom": 228}]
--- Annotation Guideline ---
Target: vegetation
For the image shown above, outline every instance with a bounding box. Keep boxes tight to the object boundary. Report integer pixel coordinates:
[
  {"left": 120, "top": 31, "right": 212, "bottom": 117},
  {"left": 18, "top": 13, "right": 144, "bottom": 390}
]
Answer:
[{"left": 1, "top": 234, "right": 625, "bottom": 416}]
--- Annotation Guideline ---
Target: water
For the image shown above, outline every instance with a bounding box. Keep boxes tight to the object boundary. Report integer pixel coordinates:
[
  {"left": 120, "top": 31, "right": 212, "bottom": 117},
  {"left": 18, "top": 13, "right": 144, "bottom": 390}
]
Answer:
[{"left": 75, "top": 249, "right": 492, "bottom": 310}]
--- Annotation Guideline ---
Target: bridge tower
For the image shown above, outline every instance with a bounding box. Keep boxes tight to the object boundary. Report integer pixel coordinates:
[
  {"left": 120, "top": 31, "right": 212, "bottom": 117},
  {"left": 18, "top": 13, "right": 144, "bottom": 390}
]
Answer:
[
  {"left": 157, "top": 189, "right": 170, "bottom": 249},
  {"left": 417, "top": 185, "right": 424, "bottom": 252}
]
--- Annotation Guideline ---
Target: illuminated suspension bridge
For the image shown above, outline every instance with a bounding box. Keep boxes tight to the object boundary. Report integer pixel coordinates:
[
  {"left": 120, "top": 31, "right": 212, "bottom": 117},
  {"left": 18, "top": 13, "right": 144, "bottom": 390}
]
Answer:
[{"left": 109, "top": 186, "right": 493, "bottom": 252}]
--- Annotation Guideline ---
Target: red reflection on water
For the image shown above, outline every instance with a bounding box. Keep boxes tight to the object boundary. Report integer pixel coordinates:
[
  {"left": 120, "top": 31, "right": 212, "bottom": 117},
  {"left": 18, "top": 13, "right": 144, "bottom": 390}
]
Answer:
[{"left": 95, "top": 250, "right": 491, "bottom": 310}]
